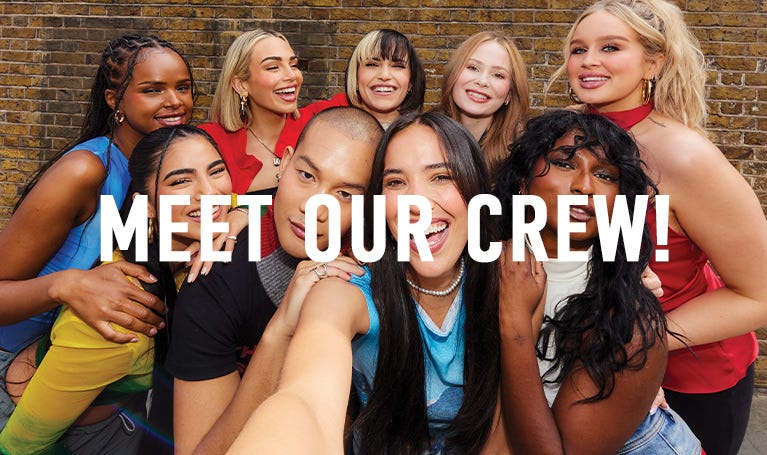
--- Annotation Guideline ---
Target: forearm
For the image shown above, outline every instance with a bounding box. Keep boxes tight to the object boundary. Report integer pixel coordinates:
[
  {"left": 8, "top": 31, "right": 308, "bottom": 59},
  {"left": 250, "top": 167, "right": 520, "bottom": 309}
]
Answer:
[
  {"left": 500, "top": 319, "right": 563, "bottom": 455},
  {"left": 0, "top": 271, "right": 73, "bottom": 325},
  {"left": 194, "top": 324, "right": 292, "bottom": 455},
  {"left": 666, "top": 287, "right": 767, "bottom": 351}
]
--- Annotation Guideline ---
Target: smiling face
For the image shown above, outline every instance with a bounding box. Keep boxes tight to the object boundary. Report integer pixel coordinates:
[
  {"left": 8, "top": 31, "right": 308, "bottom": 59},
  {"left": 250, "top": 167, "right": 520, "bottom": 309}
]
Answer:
[
  {"left": 526, "top": 130, "right": 620, "bottom": 257},
  {"left": 235, "top": 35, "right": 303, "bottom": 119},
  {"left": 150, "top": 136, "right": 232, "bottom": 252},
  {"left": 452, "top": 40, "right": 512, "bottom": 121},
  {"left": 111, "top": 48, "right": 193, "bottom": 151},
  {"left": 356, "top": 56, "right": 411, "bottom": 126},
  {"left": 273, "top": 121, "right": 376, "bottom": 258},
  {"left": 382, "top": 123, "right": 468, "bottom": 286},
  {"left": 566, "top": 10, "right": 661, "bottom": 112}
]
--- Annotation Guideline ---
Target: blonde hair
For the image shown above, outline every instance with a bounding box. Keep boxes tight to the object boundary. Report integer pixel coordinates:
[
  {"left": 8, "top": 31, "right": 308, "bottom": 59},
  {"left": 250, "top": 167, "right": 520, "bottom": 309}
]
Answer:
[
  {"left": 549, "top": 0, "right": 708, "bottom": 132},
  {"left": 439, "top": 31, "right": 530, "bottom": 177},
  {"left": 210, "top": 29, "right": 289, "bottom": 132},
  {"left": 345, "top": 29, "right": 426, "bottom": 115}
]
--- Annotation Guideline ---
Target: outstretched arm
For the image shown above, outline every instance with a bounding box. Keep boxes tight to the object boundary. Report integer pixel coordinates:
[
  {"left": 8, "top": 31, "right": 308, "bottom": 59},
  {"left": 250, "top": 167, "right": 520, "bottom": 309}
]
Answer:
[
  {"left": 228, "top": 278, "right": 368, "bottom": 454},
  {"left": 193, "top": 257, "right": 364, "bottom": 455}
]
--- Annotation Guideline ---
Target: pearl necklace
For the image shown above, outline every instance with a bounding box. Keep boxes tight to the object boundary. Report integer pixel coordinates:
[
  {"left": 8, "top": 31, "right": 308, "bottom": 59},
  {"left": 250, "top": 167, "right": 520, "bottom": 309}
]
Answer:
[
  {"left": 247, "top": 127, "right": 281, "bottom": 167},
  {"left": 406, "top": 257, "right": 465, "bottom": 297}
]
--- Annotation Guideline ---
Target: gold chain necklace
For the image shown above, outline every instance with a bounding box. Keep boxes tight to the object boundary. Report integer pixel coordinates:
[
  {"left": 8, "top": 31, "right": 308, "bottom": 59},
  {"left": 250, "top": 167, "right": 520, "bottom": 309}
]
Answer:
[{"left": 247, "top": 127, "right": 281, "bottom": 167}]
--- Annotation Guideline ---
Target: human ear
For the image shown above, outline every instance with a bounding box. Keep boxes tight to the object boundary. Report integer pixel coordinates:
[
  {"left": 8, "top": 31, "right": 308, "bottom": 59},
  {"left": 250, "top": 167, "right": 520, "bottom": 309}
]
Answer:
[
  {"left": 105, "top": 89, "right": 117, "bottom": 110},
  {"left": 279, "top": 146, "right": 294, "bottom": 175}
]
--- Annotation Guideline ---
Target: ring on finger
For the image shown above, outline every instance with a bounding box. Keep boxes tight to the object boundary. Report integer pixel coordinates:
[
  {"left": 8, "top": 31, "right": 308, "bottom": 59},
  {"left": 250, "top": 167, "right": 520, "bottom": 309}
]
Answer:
[
  {"left": 311, "top": 263, "right": 328, "bottom": 279},
  {"left": 226, "top": 235, "right": 238, "bottom": 242}
]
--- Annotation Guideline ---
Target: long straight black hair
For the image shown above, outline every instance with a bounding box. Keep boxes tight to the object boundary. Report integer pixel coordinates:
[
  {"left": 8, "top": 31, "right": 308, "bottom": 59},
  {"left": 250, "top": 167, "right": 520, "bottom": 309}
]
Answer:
[
  {"left": 495, "top": 109, "right": 667, "bottom": 403},
  {"left": 353, "top": 111, "right": 500, "bottom": 454},
  {"left": 118, "top": 125, "right": 219, "bottom": 359}
]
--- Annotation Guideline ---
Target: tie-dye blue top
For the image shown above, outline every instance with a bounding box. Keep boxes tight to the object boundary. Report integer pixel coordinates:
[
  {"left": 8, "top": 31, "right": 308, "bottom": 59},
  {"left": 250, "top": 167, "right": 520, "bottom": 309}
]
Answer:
[{"left": 350, "top": 267, "right": 465, "bottom": 454}]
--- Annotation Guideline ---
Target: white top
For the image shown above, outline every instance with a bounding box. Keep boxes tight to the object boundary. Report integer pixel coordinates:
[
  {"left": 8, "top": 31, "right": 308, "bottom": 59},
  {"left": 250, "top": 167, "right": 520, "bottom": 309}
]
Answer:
[{"left": 538, "top": 252, "right": 591, "bottom": 406}]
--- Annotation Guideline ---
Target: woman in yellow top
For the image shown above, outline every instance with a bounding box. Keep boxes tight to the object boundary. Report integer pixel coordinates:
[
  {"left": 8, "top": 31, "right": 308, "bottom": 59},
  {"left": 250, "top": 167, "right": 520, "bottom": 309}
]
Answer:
[{"left": 0, "top": 125, "right": 233, "bottom": 454}]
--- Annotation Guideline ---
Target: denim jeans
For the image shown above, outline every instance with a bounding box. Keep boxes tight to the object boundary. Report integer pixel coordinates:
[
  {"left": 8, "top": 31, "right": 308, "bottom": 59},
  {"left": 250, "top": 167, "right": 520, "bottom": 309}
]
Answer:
[{"left": 618, "top": 406, "right": 702, "bottom": 454}]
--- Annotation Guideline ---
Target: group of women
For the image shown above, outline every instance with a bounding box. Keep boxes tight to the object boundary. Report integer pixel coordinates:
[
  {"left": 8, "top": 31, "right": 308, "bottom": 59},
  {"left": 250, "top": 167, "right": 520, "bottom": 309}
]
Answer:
[{"left": 0, "top": 0, "right": 765, "bottom": 454}]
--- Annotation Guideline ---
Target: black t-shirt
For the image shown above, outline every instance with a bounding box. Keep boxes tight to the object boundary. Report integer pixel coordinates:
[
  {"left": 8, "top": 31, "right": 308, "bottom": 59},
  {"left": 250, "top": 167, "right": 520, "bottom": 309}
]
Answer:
[{"left": 166, "top": 229, "right": 277, "bottom": 381}]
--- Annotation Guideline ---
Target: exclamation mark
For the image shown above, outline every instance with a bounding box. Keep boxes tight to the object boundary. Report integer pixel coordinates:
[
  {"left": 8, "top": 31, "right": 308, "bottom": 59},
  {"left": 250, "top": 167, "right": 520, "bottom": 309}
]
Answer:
[{"left": 654, "top": 195, "right": 669, "bottom": 262}]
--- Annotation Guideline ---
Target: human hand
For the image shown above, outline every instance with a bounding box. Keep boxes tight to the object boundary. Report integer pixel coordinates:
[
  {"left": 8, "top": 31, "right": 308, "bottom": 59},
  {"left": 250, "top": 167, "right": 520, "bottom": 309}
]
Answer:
[
  {"left": 54, "top": 262, "right": 165, "bottom": 343},
  {"left": 187, "top": 208, "right": 250, "bottom": 282},
  {"left": 498, "top": 240, "right": 546, "bottom": 326},
  {"left": 649, "top": 387, "right": 668, "bottom": 415},
  {"left": 642, "top": 266, "right": 663, "bottom": 298},
  {"left": 275, "top": 256, "right": 364, "bottom": 338}
]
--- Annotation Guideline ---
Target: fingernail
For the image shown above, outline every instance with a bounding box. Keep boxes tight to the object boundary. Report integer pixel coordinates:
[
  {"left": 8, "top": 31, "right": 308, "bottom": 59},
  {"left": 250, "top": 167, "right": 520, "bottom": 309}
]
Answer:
[
  {"left": 131, "top": 337, "right": 139, "bottom": 343},
  {"left": 158, "top": 321, "right": 166, "bottom": 329},
  {"left": 650, "top": 405, "right": 658, "bottom": 415},
  {"left": 148, "top": 274, "right": 158, "bottom": 282},
  {"left": 149, "top": 327, "right": 158, "bottom": 336}
]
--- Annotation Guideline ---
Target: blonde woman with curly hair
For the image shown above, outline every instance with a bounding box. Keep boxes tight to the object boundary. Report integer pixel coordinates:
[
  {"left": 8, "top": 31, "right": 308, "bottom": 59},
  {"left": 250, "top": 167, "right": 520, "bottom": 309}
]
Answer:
[
  {"left": 438, "top": 31, "right": 529, "bottom": 178},
  {"left": 550, "top": 1, "right": 767, "bottom": 453}
]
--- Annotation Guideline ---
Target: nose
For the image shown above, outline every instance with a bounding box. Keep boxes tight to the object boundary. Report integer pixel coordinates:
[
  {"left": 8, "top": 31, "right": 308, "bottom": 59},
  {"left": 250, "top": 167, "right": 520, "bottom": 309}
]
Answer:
[
  {"left": 378, "top": 63, "right": 392, "bottom": 80},
  {"left": 298, "top": 196, "right": 328, "bottom": 223},
  {"left": 570, "top": 170, "right": 595, "bottom": 196},
  {"left": 475, "top": 71, "right": 489, "bottom": 87},
  {"left": 193, "top": 177, "right": 216, "bottom": 201},
  {"left": 580, "top": 49, "right": 597, "bottom": 68},
  {"left": 164, "top": 89, "right": 182, "bottom": 108}
]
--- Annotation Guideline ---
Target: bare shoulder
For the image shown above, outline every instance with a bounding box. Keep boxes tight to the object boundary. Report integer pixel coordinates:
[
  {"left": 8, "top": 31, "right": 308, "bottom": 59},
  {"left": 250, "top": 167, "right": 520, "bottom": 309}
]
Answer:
[{"left": 48, "top": 149, "right": 108, "bottom": 185}]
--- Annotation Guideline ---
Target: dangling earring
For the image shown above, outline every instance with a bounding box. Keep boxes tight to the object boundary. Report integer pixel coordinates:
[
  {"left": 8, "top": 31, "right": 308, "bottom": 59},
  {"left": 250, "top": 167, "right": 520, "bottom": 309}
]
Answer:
[
  {"left": 275, "top": 172, "right": 281, "bottom": 182},
  {"left": 147, "top": 217, "right": 156, "bottom": 244},
  {"left": 641, "top": 78, "right": 655, "bottom": 105},
  {"left": 239, "top": 94, "right": 248, "bottom": 118},
  {"left": 568, "top": 86, "right": 581, "bottom": 104},
  {"left": 114, "top": 110, "right": 125, "bottom": 124}
]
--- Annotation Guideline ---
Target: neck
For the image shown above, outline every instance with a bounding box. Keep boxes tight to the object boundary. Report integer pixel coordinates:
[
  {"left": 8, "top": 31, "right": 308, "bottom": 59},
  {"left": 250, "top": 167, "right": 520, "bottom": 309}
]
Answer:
[
  {"left": 111, "top": 126, "right": 139, "bottom": 159},
  {"left": 459, "top": 113, "right": 492, "bottom": 142},
  {"left": 370, "top": 109, "right": 400, "bottom": 129},
  {"left": 586, "top": 102, "right": 654, "bottom": 131},
  {"left": 248, "top": 104, "right": 288, "bottom": 142}
]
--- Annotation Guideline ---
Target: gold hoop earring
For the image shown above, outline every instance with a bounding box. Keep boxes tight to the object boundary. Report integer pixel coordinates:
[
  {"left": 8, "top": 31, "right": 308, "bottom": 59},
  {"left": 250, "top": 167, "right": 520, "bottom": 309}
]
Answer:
[
  {"left": 568, "top": 86, "right": 581, "bottom": 104},
  {"left": 147, "top": 217, "right": 156, "bottom": 244},
  {"left": 114, "top": 110, "right": 125, "bottom": 124},
  {"left": 641, "top": 78, "right": 655, "bottom": 105},
  {"left": 239, "top": 94, "right": 248, "bottom": 118}
]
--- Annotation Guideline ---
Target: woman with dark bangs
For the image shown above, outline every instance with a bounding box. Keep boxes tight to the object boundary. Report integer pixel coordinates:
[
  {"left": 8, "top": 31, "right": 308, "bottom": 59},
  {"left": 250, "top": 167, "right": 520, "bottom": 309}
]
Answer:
[
  {"left": 495, "top": 110, "right": 700, "bottom": 454},
  {"left": 340, "top": 29, "right": 426, "bottom": 128},
  {"left": 228, "top": 112, "right": 507, "bottom": 454}
]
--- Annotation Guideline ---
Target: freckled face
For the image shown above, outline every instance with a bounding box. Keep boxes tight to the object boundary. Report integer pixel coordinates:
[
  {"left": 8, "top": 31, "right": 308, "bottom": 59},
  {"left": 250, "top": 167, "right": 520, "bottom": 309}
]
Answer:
[{"left": 452, "top": 40, "right": 512, "bottom": 120}]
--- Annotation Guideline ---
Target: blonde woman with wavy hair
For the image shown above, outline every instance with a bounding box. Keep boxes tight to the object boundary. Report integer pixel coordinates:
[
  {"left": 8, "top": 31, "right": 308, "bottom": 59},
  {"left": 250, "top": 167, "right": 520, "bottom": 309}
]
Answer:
[
  {"left": 202, "top": 29, "right": 304, "bottom": 197},
  {"left": 551, "top": 1, "right": 767, "bottom": 454},
  {"left": 439, "top": 31, "right": 529, "bottom": 177}
]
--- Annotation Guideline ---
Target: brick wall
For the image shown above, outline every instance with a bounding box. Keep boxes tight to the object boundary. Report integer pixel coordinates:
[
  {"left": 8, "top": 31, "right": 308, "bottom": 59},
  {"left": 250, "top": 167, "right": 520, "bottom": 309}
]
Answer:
[{"left": 0, "top": 1, "right": 765, "bottom": 386}]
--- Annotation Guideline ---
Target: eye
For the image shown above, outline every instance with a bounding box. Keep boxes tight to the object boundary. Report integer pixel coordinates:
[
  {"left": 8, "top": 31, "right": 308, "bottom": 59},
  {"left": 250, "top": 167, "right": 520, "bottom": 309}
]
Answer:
[
  {"left": 210, "top": 165, "right": 227, "bottom": 176},
  {"left": 266, "top": 65, "right": 279, "bottom": 71},
  {"left": 143, "top": 88, "right": 162, "bottom": 94},
  {"left": 595, "top": 171, "right": 618, "bottom": 182},
  {"left": 493, "top": 72, "right": 506, "bottom": 80},
  {"left": 169, "top": 177, "right": 191, "bottom": 186},
  {"left": 602, "top": 44, "right": 619, "bottom": 52},
  {"left": 298, "top": 169, "right": 315, "bottom": 182},
  {"left": 551, "top": 159, "right": 574, "bottom": 170},
  {"left": 337, "top": 190, "right": 353, "bottom": 202},
  {"left": 393, "top": 61, "right": 408, "bottom": 69},
  {"left": 467, "top": 64, "right": 479, "bottom": 72},
  {"left": 570, "top": 47, "right": 586, "bottom": 55},
  {"left": 383, "top": 178, "right": 404, "bottom": 189},
  {"left": 364, "top": 60, "right": 379, "bottom": 68},
  {"left": 177, "top": 84, "right": 191, "bottom": 92},
  {"left": 433, "top": 173, "right": 453, "bottom": 183}
]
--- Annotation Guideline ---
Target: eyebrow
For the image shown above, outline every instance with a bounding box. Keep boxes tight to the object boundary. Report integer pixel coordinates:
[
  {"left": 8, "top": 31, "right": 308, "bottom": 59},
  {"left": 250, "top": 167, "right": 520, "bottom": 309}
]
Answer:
[
  {"left": 162, "top": 159, "right": 225, "bottom": 182},
  {"left": 467, "top": 58, "right": 510, "bottom": 72},
  {"left": 261, "top": 55, "right": 298, "bottom": 64},
  {"left": 136, "top": 78, "right": 192, "bottom": 87},
  {"left": 570, "top": 35, "right": 631, "bottom": 45},
  {"left": 383, "top": 162, "right": 449, "bottom": 176}
]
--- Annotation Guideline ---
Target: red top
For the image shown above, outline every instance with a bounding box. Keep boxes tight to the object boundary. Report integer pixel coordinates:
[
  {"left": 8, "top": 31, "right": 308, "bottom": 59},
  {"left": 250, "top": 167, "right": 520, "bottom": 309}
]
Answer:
[
  {"left": 647, "top": 205, "right": 758, "bottom": 393},
  {"left": 200, "top": 93, "right": 349, "bottom": 194}
]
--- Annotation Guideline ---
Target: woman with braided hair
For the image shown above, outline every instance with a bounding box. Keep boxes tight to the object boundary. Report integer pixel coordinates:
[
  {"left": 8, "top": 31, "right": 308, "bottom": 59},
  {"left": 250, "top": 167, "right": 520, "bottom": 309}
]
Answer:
[{"left": 0, "top": 33, "right": 193, "bottom": 440}]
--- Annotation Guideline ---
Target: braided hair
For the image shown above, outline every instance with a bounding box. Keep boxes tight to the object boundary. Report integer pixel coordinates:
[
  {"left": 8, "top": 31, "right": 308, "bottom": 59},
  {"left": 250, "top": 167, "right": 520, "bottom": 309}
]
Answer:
[{"left": 15, "top": 34, "right": 194, "bottom": 211}]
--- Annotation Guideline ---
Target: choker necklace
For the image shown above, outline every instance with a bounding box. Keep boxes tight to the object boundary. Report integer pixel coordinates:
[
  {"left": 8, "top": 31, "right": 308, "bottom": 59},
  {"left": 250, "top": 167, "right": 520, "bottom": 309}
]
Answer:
[
  {"left": 247, "top": 127, "right": 281, "bottom": 166},
  {"left": 406, "top": 257, "right": 465, "bottom": 297},
  {"left": 587, "top": 102, "right": 653, "bottom": 131}
]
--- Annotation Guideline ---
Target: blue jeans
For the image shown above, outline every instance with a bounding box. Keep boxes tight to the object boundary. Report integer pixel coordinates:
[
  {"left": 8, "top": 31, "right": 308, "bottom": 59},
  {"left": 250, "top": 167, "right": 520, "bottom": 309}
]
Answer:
[
  {"left": 0, "top": 347, "right": 18, "bottom": 430},
  {"left": 618, "top": 406, "right": 701, "bottom": 454}
]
